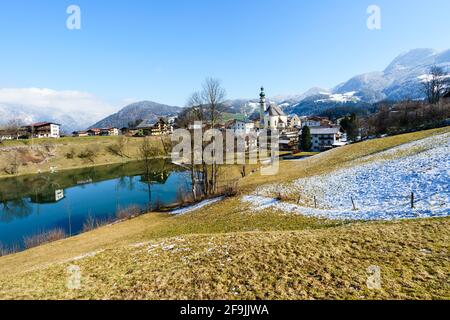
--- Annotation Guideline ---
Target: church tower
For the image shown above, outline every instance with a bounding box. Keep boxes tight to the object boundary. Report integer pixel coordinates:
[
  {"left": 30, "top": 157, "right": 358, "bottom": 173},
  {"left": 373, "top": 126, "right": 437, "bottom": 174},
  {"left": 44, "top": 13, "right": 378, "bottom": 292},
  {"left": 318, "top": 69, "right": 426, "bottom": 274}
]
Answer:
[{"left": 259, "top": 86, "right": 266, "bottom": 126}]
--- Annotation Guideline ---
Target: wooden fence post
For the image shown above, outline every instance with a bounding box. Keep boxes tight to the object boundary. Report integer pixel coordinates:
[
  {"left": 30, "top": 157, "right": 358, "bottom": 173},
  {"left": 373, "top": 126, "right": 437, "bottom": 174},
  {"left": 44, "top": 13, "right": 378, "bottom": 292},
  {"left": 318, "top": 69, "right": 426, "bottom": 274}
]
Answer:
[{"left": 351, "top": 197, "right": 357, "bottom": 211}]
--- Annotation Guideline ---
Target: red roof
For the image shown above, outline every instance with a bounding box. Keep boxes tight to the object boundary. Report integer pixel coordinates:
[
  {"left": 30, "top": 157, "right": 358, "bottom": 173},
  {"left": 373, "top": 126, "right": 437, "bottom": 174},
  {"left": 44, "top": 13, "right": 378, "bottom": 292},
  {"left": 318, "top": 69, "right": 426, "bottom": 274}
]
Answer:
[{"left": 28, "top": 122, "right": 60, "bottom": 127}]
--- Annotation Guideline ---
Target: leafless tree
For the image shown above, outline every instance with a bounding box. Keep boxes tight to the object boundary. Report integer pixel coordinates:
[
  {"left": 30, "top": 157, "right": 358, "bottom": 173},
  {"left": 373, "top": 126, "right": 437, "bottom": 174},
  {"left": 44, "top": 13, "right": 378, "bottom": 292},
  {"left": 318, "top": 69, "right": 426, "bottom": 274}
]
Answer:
[
  {"left": 201, "top": 78, "right": 226, "bottom": 194},
  {"left": 0, "top": 119, "right": 24, "bottom": 141},
  {"left": 182, "top": 78, "right": 227, "bottom": 198},
  {"left": 139, "top": 137, "right": 162, "bottom": 209},
  {"left": 422, "top": 65, "right": 449, "bottom": 104}
]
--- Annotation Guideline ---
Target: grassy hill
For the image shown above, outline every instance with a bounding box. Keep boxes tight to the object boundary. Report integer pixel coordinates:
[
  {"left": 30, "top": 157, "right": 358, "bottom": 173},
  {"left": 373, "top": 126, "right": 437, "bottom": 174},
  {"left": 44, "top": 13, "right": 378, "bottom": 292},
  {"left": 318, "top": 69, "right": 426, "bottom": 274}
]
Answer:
[
  {"left": 0, "top": 127, "right": 449, "bottom": 300},
  {"left": 0, "top": 136, "right": 167, "bottom": 179}
]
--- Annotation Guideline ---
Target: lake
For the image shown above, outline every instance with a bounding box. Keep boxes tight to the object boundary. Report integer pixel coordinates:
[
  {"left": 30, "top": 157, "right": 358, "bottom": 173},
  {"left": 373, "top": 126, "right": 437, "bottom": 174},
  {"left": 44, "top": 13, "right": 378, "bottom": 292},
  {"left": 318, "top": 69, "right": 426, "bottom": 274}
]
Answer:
[{"left": 0, "top": 160, "right": 190, "bottom": 250}]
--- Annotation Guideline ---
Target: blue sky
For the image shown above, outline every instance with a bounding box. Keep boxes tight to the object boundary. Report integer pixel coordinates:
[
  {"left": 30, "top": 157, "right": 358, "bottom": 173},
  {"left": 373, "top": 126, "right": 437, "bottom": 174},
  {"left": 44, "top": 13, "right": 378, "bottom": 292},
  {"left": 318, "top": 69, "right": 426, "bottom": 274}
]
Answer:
[{"left": 0, "top": 0, "right": 449, "bottom": 111}]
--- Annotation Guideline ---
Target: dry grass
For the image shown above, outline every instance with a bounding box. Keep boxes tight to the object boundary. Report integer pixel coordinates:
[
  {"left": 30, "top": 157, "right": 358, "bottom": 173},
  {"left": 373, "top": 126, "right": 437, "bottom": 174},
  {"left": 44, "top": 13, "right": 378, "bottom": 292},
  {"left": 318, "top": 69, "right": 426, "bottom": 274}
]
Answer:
[
  {"left": 0, "top": 127, "right": 449, "bottom": 300},
  {"left": 0, "top": 136, "right": 167, "bottom": 179},
  {"left": 0, "top": 218, "right": 448, "bottom": 300}
]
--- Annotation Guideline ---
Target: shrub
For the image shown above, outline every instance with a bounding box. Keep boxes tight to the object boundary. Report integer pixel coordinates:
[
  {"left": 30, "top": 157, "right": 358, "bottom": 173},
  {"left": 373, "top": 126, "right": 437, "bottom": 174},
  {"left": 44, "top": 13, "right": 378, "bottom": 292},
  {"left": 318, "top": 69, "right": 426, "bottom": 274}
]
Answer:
[
  {"left": 78, "top": 146, "right": 99, "bottom": 163},
  {"left": 221, "top": 180, "right": 239, "bottom": 198},
  {"left": 23, "top": 228, "right": 66, "bottom": 249},
  {"left": 0, "top": 242, "right": 20, "bottom": 257},
  {"left": 83, "top": 214, "right": 114, "bottom": 232},
  {"left": 65, "top": 148, "right": 76, "bottom": 159},
  {"left": 116, "top": 205, "right": 142, "bottom": 220}
]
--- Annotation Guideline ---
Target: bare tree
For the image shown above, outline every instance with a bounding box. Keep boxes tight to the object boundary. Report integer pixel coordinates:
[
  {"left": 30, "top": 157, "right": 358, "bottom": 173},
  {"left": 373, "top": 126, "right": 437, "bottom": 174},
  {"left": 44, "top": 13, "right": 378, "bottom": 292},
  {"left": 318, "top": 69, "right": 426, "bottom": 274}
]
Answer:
[
  {"left": 139, "top": 137, "right": 162, "bottom": 209},
  {"left": 1, "top": 119, "right": 24, "bottom": 140},
  {"left": 201, "top": 78, "right": 226, "bottom": 194},
  {"left": 181, "top": 78, "right": 227, "bottom": 198},
  {"left": 422, "top": 65, "right": 449, "bottom": 104}
]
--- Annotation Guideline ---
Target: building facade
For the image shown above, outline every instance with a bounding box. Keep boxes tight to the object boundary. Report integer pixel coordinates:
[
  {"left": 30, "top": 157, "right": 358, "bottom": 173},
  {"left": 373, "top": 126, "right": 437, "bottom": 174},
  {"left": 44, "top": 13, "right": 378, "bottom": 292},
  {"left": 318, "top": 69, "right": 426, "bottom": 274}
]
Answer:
[
  {"left": 25, "top": 122, "right": 60, "bottom": 139},
  {"left": 309, "top": 127, "right": 342, "bottom": 152}
]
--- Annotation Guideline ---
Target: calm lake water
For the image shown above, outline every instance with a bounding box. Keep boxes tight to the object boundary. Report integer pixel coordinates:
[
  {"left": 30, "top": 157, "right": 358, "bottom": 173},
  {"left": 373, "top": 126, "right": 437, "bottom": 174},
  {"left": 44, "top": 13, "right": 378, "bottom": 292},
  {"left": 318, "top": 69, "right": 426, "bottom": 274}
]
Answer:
[{"left": 0, "top": 160, "right": 190, "bottom": 249}]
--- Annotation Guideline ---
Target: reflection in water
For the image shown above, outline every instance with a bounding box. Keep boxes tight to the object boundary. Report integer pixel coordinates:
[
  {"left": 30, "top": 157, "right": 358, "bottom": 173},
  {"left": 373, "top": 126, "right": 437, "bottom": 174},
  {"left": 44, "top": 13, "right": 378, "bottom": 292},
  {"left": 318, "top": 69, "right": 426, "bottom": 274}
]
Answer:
[
  {"left": 0, "top": 199, "right": 32, "bottom": 223},
  {"left": 0, "top": 160, "right": 190, "bottom": 249}
]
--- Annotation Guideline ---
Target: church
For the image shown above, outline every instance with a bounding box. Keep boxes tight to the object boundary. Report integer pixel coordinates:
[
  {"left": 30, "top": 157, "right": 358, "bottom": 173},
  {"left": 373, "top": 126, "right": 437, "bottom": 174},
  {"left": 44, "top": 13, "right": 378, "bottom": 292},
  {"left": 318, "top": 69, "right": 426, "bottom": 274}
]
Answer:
[{"left": 259, "top": 87, "right": 296, "bottom": 130}]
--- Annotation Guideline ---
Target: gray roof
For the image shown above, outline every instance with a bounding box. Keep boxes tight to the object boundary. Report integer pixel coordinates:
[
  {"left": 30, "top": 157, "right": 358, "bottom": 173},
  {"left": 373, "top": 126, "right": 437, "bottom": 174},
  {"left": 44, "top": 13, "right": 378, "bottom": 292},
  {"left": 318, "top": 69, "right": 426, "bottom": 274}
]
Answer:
[
  {"left": 265, "top": 104, "right": 285, "bottom": 116},
  {"left": 310, "top": 127, "right": 340, "bottom": 135},
  {"left": 136, "top": 119, "right": 156, "bottom": 129}
]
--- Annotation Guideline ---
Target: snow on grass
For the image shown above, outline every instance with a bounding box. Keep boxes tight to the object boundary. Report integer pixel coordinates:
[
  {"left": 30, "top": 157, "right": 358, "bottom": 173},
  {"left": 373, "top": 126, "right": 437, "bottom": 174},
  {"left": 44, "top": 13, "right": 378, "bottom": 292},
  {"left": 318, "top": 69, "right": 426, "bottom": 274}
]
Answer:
[
  {"left": 170, "top": 197, "right": 225, "bottom": 216},
  {"left": 244, "top": 133, "right": 450, "bottom": 221}
]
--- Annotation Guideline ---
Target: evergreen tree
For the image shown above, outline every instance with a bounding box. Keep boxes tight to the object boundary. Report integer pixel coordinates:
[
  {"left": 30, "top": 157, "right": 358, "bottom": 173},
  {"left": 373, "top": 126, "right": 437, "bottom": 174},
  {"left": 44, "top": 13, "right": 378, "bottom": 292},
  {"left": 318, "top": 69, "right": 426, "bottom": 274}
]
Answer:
[
  {"left": 340, "top": 113, "right": 359, "bottom": 141},
  {"left": 300, "top": 125, "right": 312, "bottom": 151}
]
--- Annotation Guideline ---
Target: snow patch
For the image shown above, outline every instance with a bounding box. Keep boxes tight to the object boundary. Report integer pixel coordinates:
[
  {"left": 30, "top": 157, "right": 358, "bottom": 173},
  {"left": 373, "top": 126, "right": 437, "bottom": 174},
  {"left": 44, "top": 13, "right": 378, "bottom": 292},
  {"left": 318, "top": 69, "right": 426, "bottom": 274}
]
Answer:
[
  {"left": 244, "top": 133, "right": 450, "bottom": 221},
  {"left": 170, "top": 197, "right": 225, "bottom": 215}
]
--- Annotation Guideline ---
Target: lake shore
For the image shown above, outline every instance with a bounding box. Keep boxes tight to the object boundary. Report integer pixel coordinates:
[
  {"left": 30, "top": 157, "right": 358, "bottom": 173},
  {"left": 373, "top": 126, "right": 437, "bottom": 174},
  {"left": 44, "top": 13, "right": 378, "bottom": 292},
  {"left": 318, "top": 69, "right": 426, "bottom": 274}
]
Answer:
[{"left": 0, "top": 135, "right": 168, "bottom": 180}]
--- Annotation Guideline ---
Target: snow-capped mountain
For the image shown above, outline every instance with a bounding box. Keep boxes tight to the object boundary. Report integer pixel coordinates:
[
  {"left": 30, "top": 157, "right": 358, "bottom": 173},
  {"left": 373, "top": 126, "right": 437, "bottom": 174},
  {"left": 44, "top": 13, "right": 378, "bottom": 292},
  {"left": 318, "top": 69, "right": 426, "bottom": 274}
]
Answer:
[
  {"left": 0, "top": 103, "right": 94, "bottom": 134},
  {"left": 334, "top": 48, "right": 450, "bottom": 102},
  {"left": 285, "top": 48, "right": 450, "bottom": 116},
  {"left": 1, "top": 48, "right": 448, "bottom": 129}
]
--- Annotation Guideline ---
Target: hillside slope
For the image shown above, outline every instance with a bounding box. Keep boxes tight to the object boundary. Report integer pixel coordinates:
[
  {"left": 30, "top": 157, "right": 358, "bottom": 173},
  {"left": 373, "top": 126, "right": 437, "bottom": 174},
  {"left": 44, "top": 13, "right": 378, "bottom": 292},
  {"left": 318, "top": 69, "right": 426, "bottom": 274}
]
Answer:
[
  {"left": 0, "top": 127, "right": 449, "bottom": 300},
  {"left": 89, "top": 101, "right": 181, "bottom": 129}
]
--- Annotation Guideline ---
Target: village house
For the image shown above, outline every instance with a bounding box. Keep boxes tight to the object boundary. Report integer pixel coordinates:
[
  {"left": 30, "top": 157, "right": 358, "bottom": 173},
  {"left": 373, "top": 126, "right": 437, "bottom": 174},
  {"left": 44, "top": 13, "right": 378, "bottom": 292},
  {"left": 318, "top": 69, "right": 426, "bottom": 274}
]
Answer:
[
  {"left": 287, "top": 114, "right": 302, "bottom": 128},
  {"left": 24, "top": 122, "right": 61, "bottom": 139},
  {"left": 229, "top": 120, "right": 255, "bottom": 135},
  {"left": 72, "top": 130, "right": 90, "bottom": 137},
  {"left": 88, "top": 128, "right": 102, "bottom": 136},
  {"left": 0, "top": 130, "right": 17, "bottom": 141},
  {"left": 121, "top": 127, "right": 139, "bottom": 136},
  {"left": 100, "top": 127, "right": 120, "bottom": 136},
  {"left": 136, "top": 117, "right": 173, "bottom": 136},
  {"left": 301, "top": 116, "right": 332, "bottom": 128},
  {"left": 309, "top": 126, "right": 343, "bottom": 152}
]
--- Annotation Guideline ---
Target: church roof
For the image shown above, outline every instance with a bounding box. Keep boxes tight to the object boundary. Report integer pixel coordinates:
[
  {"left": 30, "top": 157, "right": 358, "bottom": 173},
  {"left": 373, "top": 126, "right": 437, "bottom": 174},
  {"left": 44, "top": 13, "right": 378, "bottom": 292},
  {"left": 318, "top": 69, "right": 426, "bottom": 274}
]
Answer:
[{"left": 265, "top": 104, "right": 286, "bottom": 117}]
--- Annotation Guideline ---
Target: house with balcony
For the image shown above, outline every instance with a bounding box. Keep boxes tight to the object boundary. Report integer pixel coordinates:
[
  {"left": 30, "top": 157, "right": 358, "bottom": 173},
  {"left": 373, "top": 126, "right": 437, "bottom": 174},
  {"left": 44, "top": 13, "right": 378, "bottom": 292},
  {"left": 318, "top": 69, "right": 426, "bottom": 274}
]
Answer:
[
  {"left": 309, "top": 126, "right": 342, "bottom": 152},
  {"left": 24, "top": 122, "right": 61, "bottom": 139}
]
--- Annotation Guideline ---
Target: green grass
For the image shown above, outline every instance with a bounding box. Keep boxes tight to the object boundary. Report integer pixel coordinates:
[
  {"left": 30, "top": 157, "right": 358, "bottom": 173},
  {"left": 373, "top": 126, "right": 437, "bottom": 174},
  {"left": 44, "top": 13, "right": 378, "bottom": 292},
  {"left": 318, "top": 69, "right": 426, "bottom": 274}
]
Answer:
[{"left": 0, "top": 127, "right": 449, "bottom": 300}]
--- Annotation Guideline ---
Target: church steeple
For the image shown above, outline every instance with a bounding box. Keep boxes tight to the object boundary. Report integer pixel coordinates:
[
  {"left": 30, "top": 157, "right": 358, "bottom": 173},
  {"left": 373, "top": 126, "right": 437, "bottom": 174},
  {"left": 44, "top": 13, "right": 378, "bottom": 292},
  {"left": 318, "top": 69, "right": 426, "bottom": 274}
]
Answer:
[{"left": 259, "top": 86, "right": 266, "bottom": 126}]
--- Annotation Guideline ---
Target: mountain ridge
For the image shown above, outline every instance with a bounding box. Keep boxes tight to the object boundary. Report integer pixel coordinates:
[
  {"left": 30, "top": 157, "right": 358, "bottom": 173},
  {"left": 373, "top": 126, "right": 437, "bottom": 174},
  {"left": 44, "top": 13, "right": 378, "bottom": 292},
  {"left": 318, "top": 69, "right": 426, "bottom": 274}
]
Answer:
[{"left": 88, "top": 101, "right": 181, "bottom": 129}]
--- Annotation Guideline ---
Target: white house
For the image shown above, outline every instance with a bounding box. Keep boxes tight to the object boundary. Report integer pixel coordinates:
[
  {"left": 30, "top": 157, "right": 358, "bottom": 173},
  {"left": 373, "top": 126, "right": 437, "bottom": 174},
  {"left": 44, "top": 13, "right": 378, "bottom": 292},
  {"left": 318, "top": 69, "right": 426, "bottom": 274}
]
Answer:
[
  {"left": 288, "top": 115, "right": 302, "bottom": 128},
  {"left": 229, "top": 120, "right": 255, "bottom": 135},
  {"left": 100, "top": 127, "right": 120, "bottom": 136},
  {"left": 309, "top": 126, "right": 342, "bottom": 152},
  {"left": 25, "top": 122, "right": 61, "bottom": 139}
]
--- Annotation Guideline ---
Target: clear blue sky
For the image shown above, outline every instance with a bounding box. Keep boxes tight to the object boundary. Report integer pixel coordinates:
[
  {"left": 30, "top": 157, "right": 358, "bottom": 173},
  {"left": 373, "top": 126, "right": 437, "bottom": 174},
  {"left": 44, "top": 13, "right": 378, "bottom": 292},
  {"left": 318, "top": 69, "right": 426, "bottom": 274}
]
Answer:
[{"left": 0, "top": 0, "right": 449, "bottom": 108}]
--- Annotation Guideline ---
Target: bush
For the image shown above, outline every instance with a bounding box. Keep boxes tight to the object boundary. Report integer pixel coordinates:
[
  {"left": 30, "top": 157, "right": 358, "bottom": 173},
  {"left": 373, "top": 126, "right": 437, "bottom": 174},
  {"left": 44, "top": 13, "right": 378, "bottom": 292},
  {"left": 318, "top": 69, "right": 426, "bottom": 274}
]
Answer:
[
  {"left": 83, "top": 214, "right": 114, "bottom": 232},
  {"left": 221, "top": 180, "right": 239, "bottom": 198},
  {"left": 107, "top": 136, "right": 127, "bottom": 157},
  {"left": 0, "top": 242, "right": 20, "bottom": 257},
  {"left": 23, "top": 228, "right": 66, "bottom": 249},
  {"left": 116, "top": 205, "right": 142, "bottom": 220},
  {"left": 78, "top": 146, "right": 99, "bottom": 162},
  {"left": 65, "top": 148, "right": 76, "bottom": 159}
]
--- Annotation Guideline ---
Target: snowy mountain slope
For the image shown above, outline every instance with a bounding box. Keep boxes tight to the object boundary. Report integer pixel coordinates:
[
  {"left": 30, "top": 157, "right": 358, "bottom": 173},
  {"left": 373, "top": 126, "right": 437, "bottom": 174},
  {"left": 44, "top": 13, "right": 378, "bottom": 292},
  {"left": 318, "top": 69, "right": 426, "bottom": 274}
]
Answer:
[
  {"left": 281, "top": 48, "right": 450, "bottom": 116},
  {"left": 334, "top": 48, "right": 450, "bottom": 102},
  {"left": 243, "top": 132, "right": 450, "bottom": 221},
  {"left": 0, "top": 103, "right": 93, "bottom": 134}
]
